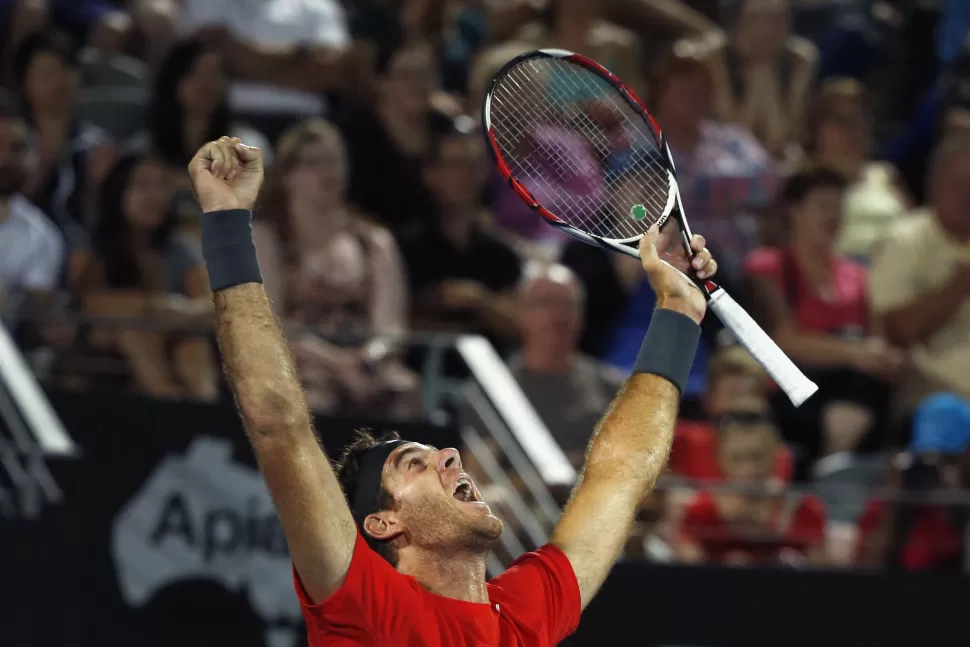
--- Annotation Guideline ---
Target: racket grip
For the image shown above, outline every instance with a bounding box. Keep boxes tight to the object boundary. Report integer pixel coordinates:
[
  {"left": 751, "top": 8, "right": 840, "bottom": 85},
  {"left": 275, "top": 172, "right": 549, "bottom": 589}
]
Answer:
[{"left": 708, "top": 290, "right": 818, "bottom": 407}]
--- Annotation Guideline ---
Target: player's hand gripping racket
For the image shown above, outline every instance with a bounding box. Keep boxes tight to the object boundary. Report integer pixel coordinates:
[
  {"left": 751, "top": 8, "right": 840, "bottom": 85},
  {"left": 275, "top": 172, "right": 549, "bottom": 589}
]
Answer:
[{"left": 482, "top": 49, "right": 817, "bottom": 406}]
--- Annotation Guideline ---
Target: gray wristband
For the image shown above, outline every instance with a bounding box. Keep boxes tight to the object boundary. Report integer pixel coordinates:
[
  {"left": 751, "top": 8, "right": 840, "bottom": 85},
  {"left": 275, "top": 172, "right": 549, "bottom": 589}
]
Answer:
[
  {"left": 200, "top": 209, "right": 263, "bottom": 292},
  {"left": 632, "top": 308, "right": 701, "bottom": 396}
]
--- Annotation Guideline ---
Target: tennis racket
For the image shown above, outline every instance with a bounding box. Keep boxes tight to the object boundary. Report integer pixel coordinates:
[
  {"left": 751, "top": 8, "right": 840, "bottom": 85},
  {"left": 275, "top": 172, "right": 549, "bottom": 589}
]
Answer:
[{"left": 482, "top": 49, "right": 817, "bottom": 407}]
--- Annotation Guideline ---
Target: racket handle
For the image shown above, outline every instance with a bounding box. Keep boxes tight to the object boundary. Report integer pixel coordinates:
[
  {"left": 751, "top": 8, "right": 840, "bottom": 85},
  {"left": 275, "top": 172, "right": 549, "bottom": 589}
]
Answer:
[{"left": 708, "top": 290, "right": 818, "bottom": 407}]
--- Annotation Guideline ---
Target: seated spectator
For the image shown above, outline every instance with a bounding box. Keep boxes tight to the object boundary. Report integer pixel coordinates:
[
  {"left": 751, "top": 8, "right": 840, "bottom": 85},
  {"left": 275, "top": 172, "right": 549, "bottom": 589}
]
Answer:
[
  {"left": 12, "top": 30, "right": 116, "bottom": 241},
  {"left": 400, "top": 118, "right": 522, "bottom": 349},
  {"left": 803, "top": 78, "right": 909, "bottom": 261},
  {"left": 176, "top": 0, "right": 351, "bottom": 141},
  {"left": 0, "top": 93, "right": 63, "bottom": 330},
  {"left": 678, "top": 0, "right": 817, "bottom": 159},
  {"left": 745, "top": 166, "right": 904, "bottom": 476},
  {"left": 509, "top": 262, "right": 623, "bottom": 468},
  {"left": 648, "top": 47, "right": 777, "bottom": 284},
  {"left": 252, "top": 118, "right": 418, "bottom": 418},
  {"left": 340, "top": 38, "right": 454, "bottom": 233},
  {"left": 870, "top": 135, "right": 970, "bottom": 424},
  {"left": 70, "top": 153, "right": 217, "bottom": 400},
  {"left": 856, "top": 393, "right": 970, "bottom": 572},
  {"left": 676, "top": 413, "right": 828, "bottom": 566},
  {"left": 2, "top": 0, "right": 132, "bottom": 69},
  {"left": 670, "top": 346, "right": 793, "bottom": 484},
  {"left": 486, "top": 0, "right": 717, "bottom": 74},
  {"left": 137, "top": 38, "right": 272, "bottom": 182},
  {"left": 500, "top": 0, "right": 642, "bottom": 96}
]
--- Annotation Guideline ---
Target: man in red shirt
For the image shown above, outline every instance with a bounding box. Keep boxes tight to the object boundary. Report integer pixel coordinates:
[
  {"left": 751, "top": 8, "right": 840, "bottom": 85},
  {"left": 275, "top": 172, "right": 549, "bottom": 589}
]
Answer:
[{"left": 187, "top": 136, "right": 717, "bottom": 646}]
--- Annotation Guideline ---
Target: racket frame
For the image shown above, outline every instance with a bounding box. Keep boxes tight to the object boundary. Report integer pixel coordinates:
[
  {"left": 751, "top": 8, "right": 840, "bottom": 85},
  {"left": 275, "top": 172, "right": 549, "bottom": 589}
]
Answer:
[{"left": 482, "top": 48, "right": 714, "bottom": 296}]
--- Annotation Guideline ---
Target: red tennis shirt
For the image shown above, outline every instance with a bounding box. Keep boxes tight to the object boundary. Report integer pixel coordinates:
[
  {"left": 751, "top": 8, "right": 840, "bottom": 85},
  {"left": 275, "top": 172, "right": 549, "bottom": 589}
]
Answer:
[{"left": 295, "top": 531, "right": 582, "bottom": 646}]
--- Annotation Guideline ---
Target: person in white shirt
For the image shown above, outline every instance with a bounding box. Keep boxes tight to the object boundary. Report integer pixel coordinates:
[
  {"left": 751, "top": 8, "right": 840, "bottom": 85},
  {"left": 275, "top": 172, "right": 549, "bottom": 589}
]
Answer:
[
  {"left": 175, "top": 0, "right": 351, "bottom": 137},
  {"left": 0, "top": 94, "right": 65, "bottom": 329}
]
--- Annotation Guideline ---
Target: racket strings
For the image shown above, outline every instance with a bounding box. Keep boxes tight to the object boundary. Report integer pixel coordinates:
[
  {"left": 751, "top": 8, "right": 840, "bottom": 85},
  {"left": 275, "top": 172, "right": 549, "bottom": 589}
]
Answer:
[{"left": 489, "top": 56, "right": 673, "bottom": 241}]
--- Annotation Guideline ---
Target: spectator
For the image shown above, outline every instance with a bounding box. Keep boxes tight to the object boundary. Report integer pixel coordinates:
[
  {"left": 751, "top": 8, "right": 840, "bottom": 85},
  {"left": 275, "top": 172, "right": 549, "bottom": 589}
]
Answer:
[
  {"left": 70, "top": 153, "right": 217, "bottom": 400},
  {"left": 679, "top": 0, "right": 817, "bottom": 159},
  {"left": 497, "top": 0, "right": 642, "bottom": 97},
  {"left": 140, "top": 38, "right": 271, "bottom": 180},
  {"left": 12, "top": 30, "right": 116, "bottom": 240},
  {"left": 2, "top": 0, "right": 132, "bottom": 70},
  {"left": 399, "top": 117, "right": 522, "bottom": 348},
  {"left": 670, "top": 346, "right": 793, "bottom": 484},
  {"left": 509, "top": 261, "right": 623, "bottom": 468},
  {"left": 649, "top": 47, "right": 777, "bottom": 284},
  {"left": 252, "top": 118, "right": 418, "bottom": 418},
  {"left": 340, "top": 38, "right": 454, "bottom": 233},
  {"left": 0, "top": 91, "right": 63, "bottom": 330},
  {"left": 803, "top": 78, "right": 909, "bottom": 262},
  {"left": 487, "top": 0, "right": 718, "bottom": 64},
  {"left": 870, "top": 135, "right": 970, "bottom": 423},
  {"left": 177, "top": 0, "right": 351, "bottom": 141},
  {"left": 676, "top": 412, "right": 828, "bottom": 566},
  {"left": 856, "top": 393, "right": 970, "bottom": 572},
  {"left": 745, "top": 166, "right": 903, "bottom": 476}
]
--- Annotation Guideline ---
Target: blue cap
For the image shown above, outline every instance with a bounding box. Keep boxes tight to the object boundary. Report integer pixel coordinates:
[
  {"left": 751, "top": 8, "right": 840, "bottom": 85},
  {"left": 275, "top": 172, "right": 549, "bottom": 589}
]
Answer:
[{"left": 909, "top": 393, "right": 970, "bottom": 455}]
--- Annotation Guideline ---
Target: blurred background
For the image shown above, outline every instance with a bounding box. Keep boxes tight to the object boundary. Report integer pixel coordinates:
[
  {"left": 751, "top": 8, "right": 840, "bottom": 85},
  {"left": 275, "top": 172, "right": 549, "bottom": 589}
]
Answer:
[{"left": 1, "top": 0, "right": 970, "bottom": 646}]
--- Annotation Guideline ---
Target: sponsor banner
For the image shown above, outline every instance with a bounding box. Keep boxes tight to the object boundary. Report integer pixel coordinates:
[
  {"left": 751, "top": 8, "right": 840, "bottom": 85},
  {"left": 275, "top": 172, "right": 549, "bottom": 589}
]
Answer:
[
  {"left": 4, "top": 388, "right": 970, "bottom": 647},
  {"left": 37, "top": 388, "right": 458, "bottom": 647}
]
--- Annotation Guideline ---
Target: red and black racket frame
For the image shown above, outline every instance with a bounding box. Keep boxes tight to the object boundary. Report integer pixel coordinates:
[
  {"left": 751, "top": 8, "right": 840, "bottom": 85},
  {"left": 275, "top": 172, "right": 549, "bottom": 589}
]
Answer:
[{"left": 481, "top": 48, "right": 718, "bottom": 297}]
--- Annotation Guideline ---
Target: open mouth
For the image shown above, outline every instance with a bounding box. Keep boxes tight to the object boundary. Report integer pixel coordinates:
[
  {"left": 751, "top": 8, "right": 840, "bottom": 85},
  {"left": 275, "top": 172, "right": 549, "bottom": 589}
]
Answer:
[{"left": 453, "top": 475, "right": 481, "bottom": 503}]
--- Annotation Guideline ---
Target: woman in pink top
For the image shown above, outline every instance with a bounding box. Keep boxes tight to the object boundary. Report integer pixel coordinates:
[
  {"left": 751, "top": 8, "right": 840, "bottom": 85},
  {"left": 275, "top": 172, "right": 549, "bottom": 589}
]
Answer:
[{"left": 745, "top": 165, "right": 904, "bottom": 477}]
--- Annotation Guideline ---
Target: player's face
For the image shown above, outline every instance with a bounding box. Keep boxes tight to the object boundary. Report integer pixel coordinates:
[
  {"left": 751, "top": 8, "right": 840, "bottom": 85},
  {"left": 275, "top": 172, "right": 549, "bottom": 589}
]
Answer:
[
  {"left": 382, "top": 443, "right": 503, "bottom": 551},
  {"left": 931, "top": 150, "right": 970, "bottom": 239},
  {"left": 791, "top": 185, "right": 842, "bottom": 250},
  {"left": 285, "top": 136, "right": 347, "bottom": 208},
  {"left": 123, "top": 159, "right": 174, "bottom": 230},
  {"left": 718, "top": 425, "right": 776, "bottom": 483},
  {"left": 520, "top": 275, "right": 582, "bottom": 351}
]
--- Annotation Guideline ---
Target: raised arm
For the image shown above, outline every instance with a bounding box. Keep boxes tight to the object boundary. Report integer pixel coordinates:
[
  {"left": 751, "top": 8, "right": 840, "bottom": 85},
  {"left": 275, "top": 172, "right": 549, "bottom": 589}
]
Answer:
[
  {"left": 188, "top": 137, "right": 357, "bottom": 603},
  {"left": 550, "top": 227, "right": 715, "bottom": 608}
]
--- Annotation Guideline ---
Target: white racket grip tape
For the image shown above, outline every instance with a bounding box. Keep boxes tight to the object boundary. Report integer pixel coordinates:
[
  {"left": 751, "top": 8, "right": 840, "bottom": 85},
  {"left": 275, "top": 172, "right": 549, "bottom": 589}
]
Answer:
[{"left": 708, "top": 290, "right": 818, "bottom": 407}]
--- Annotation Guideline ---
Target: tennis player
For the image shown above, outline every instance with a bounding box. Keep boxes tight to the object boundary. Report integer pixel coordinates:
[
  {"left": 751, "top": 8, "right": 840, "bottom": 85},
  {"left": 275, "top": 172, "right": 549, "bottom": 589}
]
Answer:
[{"left": 189, "top": 136, "right": 717, "bottom": 646}]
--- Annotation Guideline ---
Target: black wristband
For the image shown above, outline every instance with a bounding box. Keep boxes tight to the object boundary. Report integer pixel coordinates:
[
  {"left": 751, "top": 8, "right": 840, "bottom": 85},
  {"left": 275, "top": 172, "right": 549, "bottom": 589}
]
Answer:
[
  {"left": 200, "top": 209, "right": 263, "bottom": 292},
  {"left": 632, "top": 308, "right": 701, "bottom": 396}
]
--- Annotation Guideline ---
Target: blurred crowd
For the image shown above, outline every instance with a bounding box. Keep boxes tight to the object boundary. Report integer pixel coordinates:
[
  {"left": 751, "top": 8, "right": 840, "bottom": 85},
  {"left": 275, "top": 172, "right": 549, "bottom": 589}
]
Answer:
[{"left": 1, "top": 0, "right": 970, "bottom": 574}]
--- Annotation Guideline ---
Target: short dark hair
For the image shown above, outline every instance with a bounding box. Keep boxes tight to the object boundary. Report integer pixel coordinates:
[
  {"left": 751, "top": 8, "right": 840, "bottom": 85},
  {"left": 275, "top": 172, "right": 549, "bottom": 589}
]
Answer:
[
  {"left": 12, "top": 30, "right": 77, "bottom": 90},
  {"left": 781, "top": 164, "right": 847, "bottom": 206},
  {"left": 335, "top": 429, "right": 401, "bottom": 565}
]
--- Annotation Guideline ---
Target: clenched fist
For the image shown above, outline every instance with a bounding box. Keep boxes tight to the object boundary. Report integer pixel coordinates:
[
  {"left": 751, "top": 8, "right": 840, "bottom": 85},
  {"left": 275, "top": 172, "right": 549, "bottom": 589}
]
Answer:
[{"left": 188, "top": 136, "right": 264, "bottom": 213}]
